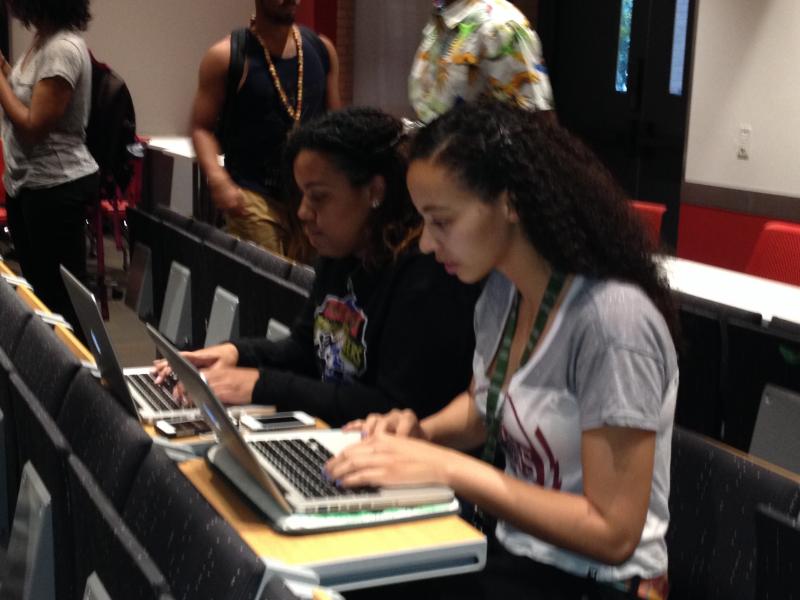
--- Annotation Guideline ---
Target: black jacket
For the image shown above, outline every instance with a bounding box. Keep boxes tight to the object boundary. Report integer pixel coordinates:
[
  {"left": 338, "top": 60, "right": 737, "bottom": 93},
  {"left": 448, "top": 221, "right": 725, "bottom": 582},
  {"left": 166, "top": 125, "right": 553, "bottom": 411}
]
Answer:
[{"left": 233, "top": 251, "right": 479, "bottom": 427}]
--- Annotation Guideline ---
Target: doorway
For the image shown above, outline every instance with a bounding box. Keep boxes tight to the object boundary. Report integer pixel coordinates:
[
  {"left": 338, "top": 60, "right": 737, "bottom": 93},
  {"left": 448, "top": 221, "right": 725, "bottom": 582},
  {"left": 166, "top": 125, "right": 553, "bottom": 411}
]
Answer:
[{"left": 537, "top": 0, "right": 695, "bottom": 248}]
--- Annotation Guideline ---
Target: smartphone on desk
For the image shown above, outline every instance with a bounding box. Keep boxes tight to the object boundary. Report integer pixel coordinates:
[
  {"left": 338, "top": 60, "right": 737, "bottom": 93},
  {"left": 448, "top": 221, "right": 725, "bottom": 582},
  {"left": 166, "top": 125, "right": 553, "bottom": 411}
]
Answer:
[
  {"left": 239, "top": 411, "right": 316, "bottom": 432},
  {"left": 155, "top": 417, "right": 212, "bottom": 439}
]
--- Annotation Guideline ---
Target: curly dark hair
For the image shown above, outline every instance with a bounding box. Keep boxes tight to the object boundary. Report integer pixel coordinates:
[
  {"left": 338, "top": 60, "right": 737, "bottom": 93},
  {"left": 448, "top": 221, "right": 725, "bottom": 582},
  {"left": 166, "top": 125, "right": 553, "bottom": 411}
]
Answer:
[
  {"left": 284, "top": 106, "right": 421, "bottom": 266},
  {"left": 7, "top": 0, "right": 92, "bottom": 31},
  {"left": 409, "top": 99, "right": 678, "bottom": 338}
]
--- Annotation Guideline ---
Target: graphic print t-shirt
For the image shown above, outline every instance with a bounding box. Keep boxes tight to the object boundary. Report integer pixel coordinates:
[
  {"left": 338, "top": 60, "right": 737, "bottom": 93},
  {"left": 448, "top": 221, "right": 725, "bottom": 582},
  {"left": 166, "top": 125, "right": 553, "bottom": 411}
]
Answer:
[{"left": 313, "top": 293, "right": 368, "bottom": 383}]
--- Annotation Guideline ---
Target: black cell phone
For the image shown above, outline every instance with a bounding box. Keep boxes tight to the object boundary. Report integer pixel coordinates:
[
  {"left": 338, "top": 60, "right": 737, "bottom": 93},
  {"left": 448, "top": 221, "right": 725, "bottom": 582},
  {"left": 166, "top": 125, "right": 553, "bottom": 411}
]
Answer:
[
  {"left": 154, "top": 418, "right": 211, "bottom": 439},
  {"left": 239, "top": 411, "right": 316, "bottom": 432}
]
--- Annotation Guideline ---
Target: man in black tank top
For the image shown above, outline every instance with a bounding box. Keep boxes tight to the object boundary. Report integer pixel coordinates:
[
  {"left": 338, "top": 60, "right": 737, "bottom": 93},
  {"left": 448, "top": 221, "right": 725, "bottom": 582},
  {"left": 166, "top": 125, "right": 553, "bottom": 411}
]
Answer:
[{"left": 191, "top": 0, "right": 341, "bottom": 261}]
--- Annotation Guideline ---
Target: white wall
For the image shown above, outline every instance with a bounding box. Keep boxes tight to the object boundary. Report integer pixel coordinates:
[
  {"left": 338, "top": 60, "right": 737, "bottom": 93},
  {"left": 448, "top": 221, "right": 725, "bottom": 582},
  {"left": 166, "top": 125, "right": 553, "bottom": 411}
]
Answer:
[
  {"left": 684, "top": 0, "right": 800, "bottom": 198},
  {"left": 352, "top": 0, "right": 430, "bottom": 118},
  {"left": 11, "top": 0, "right": 254, "bottom": 135}
]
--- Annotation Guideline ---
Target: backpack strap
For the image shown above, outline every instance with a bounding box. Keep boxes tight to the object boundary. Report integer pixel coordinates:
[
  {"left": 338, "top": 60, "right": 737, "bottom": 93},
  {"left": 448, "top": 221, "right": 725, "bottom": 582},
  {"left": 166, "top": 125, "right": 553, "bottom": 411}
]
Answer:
[{"left": 217, "top": 27, "right": 248, "bottom": 154}]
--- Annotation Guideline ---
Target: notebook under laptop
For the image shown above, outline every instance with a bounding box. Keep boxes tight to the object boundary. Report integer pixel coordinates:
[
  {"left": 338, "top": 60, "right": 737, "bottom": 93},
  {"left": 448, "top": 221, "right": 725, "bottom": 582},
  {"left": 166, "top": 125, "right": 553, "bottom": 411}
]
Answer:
[
  {"left": 146, "top": 323, "right": 458, "bottom": 534},
  {"left": 61, "top": 265, "right": 201, "bottom": 423}
]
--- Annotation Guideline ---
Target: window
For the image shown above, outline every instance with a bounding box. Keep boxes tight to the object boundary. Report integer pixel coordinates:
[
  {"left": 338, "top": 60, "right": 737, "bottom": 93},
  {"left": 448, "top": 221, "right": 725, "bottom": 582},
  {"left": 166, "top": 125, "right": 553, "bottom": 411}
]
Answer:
[
  {"left": 669, "top": 0, "right": 690, "bottom": 96},
  {"left": 615, "top": 0, "right": 635, "bottom": 93}
]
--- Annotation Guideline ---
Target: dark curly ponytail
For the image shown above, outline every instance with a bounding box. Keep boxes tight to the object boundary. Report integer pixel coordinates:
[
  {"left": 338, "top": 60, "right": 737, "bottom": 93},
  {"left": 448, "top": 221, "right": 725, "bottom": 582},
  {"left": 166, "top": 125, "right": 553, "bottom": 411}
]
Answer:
[{"left": 410, "top": 99, "right": 678, "bottom": 339}]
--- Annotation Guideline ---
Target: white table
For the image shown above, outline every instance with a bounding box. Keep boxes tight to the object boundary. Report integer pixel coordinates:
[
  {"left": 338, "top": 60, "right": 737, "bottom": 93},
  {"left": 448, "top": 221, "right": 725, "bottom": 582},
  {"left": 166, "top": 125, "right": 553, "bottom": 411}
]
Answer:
[{"left": 660, "top": 256, "right": 800, "bottom": 325}]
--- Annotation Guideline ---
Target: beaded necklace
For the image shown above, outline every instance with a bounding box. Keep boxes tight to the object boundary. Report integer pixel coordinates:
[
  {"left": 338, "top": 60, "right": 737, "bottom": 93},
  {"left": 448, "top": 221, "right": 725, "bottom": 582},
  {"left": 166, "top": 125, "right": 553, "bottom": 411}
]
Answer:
[{"left": 250, "top": 21, "right": 304, "bottom": 125}]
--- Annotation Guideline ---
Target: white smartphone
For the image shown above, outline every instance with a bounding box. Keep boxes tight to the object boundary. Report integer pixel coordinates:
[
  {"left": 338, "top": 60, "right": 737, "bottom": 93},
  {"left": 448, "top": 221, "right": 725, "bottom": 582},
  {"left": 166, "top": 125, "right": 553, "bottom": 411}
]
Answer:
[{"left": 239, "top": 411, "right": 316, "bottom": 432}]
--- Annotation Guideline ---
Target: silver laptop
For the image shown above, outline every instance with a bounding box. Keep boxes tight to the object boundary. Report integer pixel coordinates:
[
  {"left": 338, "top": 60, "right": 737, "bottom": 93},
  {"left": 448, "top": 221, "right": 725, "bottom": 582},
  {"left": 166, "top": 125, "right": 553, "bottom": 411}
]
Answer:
[
  {"left": 146, "top": 323, "right": 457, "bottom": 534},
  {"left": 61, "top": 265, "right": 199, "bottom": 423}
]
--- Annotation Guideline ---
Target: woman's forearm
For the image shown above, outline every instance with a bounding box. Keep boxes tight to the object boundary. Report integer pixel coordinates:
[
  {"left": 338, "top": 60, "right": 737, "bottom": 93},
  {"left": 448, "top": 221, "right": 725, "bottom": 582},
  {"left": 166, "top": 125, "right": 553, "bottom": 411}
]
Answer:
[{"left": 421, "top": 390, "right": 486, "bottom": 450}]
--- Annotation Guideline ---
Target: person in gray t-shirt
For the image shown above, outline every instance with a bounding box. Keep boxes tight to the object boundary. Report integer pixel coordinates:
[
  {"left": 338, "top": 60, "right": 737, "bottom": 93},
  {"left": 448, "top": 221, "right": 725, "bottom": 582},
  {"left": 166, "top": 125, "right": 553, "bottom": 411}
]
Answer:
[
  {"left": 328, "top": 100, "right": 678, "bottom": 598},
  {"left": 0, "top": 0, "right": 98, "bottom": 332}
]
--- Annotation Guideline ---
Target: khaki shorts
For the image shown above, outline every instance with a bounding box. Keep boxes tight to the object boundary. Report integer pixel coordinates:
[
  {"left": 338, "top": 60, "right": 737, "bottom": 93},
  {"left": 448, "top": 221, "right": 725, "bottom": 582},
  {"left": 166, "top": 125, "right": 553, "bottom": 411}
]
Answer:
[{"left": 225, "top": 188, "right": 291, "bottom": 256}]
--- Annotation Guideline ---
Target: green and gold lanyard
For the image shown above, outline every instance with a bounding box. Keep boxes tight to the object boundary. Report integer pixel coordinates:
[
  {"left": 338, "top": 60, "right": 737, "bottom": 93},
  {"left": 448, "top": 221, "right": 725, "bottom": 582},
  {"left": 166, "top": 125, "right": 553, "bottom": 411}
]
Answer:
[{"left": 472, "top": 270, "right": 567, "bottom": 530}]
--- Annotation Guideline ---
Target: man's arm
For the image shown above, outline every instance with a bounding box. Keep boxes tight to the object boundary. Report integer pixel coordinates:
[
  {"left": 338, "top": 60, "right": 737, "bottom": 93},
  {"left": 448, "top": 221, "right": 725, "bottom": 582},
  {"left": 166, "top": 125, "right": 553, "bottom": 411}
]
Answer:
[
  {"left": 190, "top": 38, "right": 246, "bottom": 216},
  {"left": 319, "top": 35, "right": 342, "bottom": 110}
]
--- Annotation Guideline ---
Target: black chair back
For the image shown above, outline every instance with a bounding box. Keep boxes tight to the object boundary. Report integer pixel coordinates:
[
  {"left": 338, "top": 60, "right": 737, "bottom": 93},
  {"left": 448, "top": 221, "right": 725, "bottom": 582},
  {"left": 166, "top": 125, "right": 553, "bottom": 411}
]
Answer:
[
  {"left": 754, "top": 503, "right": 800, "bottom": 599},
  {"left": 667, "top": 426, "right": 800, "bottom": 599},
  {"left": 122, "top": 446, "right": 266, "bottom": 600},
  {"left": 189, "top": 220, "right": 239, "bottom": 252},
  {"left": 675, "top": 292, "right": 761, "bottom": 439},
  {"left": 57, "top": 368, "right": 153, "bottom": 510},
  {"left": 12, "top": 316, "right": 81, "bottom": 417},
  {"left": 0, "top": 348, "right": 19, "bottom": 535},
  {"left": 724, "top": 317, "right": 800, "bottom": 450},
  {"left": 68, "top": 455, "right": 174, "bottom": 599},
  {"left": 288, "top": 263, "right": 315, "bottom": 292},
  {"left": 8, "top": 372, "right": 75, "bottom": 600},
  {"left": 246, "top": 266, "right": 309, "bottom": 339},
  {"left": 234, "top": 240, "right": 293, "bottom": 279},
  {"left": 0, "top": 279, "right": 33, "bottom": 354}
]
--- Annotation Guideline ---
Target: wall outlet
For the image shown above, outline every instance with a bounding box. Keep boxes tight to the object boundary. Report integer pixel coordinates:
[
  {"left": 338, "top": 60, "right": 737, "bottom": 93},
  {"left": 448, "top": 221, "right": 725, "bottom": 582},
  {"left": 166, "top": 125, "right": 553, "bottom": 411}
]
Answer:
[
  {"left": 737, "top": 124, "right": 752, "bottom": 160},
  {"left": 737, "top": 146, "right": 749, "bottom": 160}
]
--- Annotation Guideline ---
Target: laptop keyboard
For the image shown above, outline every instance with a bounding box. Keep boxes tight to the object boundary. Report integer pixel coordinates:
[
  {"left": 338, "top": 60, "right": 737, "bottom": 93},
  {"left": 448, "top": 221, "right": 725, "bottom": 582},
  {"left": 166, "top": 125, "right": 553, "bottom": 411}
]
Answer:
[
  {"left": 126, "top": 372, "right": 182, "bottom": 411},
  {"left": 252, "top": 439, "right": 377, "bottom": 500}
]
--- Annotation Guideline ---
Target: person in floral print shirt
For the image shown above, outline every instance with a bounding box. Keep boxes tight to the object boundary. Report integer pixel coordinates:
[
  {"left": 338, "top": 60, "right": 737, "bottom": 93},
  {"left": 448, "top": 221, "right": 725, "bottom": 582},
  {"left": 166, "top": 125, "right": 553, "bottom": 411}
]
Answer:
[{"left": 409, "top": 0, "right": 554, "bottom": 123}]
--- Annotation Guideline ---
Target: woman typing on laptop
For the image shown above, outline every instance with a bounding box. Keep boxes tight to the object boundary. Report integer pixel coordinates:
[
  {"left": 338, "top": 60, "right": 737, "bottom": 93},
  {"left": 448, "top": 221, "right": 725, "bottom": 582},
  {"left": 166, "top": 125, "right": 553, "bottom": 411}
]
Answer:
[
  {"left": 155, "top": 107, "right": 478, "bottom": 427},
  {"left": 326, "top": 101, "right": 677, "bottom": 599}
]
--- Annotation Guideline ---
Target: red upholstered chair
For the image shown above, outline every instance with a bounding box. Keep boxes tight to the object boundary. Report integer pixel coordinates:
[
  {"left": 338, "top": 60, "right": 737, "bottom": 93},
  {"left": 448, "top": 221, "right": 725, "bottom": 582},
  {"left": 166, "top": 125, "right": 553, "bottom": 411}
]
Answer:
[
  {"left": 88, "top": 144, "right": 144, "bottom": 319},
  {"left": 630, "top": 200, "right": 667, "bottom": 247},
  {"left": 745, "top": 221, "right": 800, "bottom": 286}
]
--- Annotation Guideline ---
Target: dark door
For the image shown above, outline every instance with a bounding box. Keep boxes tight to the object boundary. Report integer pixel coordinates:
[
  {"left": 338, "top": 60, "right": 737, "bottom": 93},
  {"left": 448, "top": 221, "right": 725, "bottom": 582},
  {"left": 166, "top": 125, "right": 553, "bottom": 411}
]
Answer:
[{"left": 537, "top": 0, "right": 695, "bottom": 248}]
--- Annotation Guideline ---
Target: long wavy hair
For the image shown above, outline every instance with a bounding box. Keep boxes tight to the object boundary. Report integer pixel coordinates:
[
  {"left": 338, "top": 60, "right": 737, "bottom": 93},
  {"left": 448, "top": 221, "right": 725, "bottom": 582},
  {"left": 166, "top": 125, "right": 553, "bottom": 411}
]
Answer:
[
  {"left": 409, "top": 99, "right": 678, "bottom": 338},
  {"left": 284, "top": 107, "right": 421, "bottom": 267},
  {"left": 7, "top": 0, "right": 92, "bottom": 31}
]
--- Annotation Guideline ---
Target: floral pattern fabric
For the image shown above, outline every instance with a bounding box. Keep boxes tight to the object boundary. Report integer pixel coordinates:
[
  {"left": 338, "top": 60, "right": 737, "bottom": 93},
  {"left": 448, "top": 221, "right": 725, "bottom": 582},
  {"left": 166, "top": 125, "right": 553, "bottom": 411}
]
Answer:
[{"left": 409, "top": 0, "right": 554, "bottom": 123}]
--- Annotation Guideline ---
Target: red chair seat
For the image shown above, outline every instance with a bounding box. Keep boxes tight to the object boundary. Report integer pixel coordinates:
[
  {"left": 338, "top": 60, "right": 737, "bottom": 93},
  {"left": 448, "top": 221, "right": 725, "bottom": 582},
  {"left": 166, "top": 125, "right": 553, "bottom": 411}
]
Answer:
[{"left": 745, "top": 221, "right": 800, "bottom": 286}]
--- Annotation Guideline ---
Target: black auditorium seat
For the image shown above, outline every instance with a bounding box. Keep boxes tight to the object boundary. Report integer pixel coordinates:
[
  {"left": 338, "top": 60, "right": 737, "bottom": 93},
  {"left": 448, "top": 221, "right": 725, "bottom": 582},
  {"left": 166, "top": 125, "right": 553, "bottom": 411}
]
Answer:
[
  {"left": 127, "top": 207, "right": 163, "bottom": 326},
  {"left": 197, "top": 241, "right": 251, "bottom": 340},
  {"left": 57, "top": 368, "right": 153, "bottom": 510},
  {"left": 157, "top": 221, "right": 203, "bottom": 343},
  {"left": 246, "top": 266, "right": 309, "bottom": 339},
  {"left": 188, "top": 219, "right": 239, "bottom": 252},
  {"left": 723, "top": 316, "right": 800, "bottom": 451},
  {"left": 234, "top": 239, "right": 293, "bottom": 279},
  {"left": 122, "top": 446, "right": 267, "bottom": 600},
  {"left": 667, "top": 426, "right": 800, "bottom": 600},
  {"left": 674, "top": 291, "right": 761, "bottom": 440},
  {"left": 67, "top": 455, "right": 174, "bottom": 599},
  {"left": 0, "top": 278, "right": 34, "bottom": 354},
  {"left": 6, "top": 372, "right": 75, "bottom": 600},
  {"left": 288, "top": 262, "right": 315, "bottom": 293},
  {"left": 754, "top": 503, "right": 800, "bottom": 599},
  {"left": 153, "top": 204, "right": 192, "bottom": 230},
  {"left": 0, "top": 348, "right": 19, "bottom": 535},
  {"left": 12, "top": 315, "right": 81, "bottom": 417}
]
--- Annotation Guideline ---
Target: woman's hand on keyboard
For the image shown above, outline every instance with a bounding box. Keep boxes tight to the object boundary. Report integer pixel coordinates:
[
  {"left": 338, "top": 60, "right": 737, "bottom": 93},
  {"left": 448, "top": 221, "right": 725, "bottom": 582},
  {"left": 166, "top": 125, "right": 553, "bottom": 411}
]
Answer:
[
  {"left": 343, "top": 409, "right": 427, "bottom": 440},
  {"left": 325, "top": 434, "right": 454, "bottom": 488},
  {"left": 201, "top": 366, "right": 259, "bottom": 405},
  {"left": 153, "top": 343, "right": 239, "bottom": 384},
  {"left": 181, "top": 343, "right": 240, "bottom": 371}
]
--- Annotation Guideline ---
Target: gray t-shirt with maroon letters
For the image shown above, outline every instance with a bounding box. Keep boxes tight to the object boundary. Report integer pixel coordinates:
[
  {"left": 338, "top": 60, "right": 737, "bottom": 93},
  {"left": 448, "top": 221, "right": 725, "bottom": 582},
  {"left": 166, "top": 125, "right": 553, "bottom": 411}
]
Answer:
[{"left": 473, "top": 271, "right": 678, "bottom": 581}]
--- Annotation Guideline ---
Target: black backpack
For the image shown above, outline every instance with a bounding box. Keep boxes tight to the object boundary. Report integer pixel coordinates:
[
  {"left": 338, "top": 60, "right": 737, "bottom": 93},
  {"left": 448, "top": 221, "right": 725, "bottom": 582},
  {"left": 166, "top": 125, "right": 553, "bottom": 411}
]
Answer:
[
  {"left": 216, "top": 28, "right": 247, "bottom": 155},
  {"left": 86, "top": 53, "right": 137, "bottom": 199}
]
